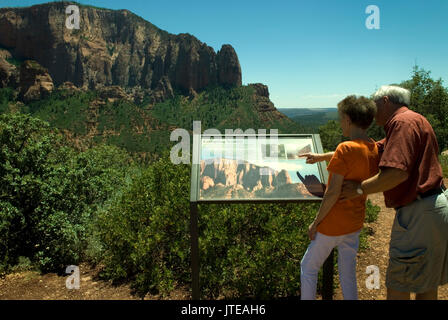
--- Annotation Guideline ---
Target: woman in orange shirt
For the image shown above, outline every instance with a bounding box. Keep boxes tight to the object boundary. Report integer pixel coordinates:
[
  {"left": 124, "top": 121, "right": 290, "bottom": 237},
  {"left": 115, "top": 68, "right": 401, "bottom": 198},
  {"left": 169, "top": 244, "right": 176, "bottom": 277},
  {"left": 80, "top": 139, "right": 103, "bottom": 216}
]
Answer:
[{"left": 300, "top": 95, "right": 379, "bottom": 300}]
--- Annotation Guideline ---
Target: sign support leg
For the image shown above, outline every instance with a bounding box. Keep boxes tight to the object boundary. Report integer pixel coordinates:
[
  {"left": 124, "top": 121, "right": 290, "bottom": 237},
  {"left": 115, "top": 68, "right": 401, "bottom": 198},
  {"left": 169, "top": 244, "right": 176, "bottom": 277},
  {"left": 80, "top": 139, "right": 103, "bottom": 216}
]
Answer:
[{"left": 190, "top": 202, "right": 200, "bottom": 300}]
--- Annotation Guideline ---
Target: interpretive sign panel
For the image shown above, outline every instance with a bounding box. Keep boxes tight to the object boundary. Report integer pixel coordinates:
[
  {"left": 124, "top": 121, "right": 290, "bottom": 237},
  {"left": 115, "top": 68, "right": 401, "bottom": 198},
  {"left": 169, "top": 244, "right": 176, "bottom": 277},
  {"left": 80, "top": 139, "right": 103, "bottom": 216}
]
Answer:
[{"left": 190, "top": 133, "right": 328, "bottom": 202}]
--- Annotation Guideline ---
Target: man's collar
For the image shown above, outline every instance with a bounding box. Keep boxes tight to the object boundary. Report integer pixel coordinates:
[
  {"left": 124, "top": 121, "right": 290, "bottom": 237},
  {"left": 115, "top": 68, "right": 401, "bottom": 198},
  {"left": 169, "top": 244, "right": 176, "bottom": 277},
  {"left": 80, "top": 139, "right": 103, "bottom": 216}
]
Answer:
[{"left": 384, "top": 106, "right": 409, "bottom": 131}]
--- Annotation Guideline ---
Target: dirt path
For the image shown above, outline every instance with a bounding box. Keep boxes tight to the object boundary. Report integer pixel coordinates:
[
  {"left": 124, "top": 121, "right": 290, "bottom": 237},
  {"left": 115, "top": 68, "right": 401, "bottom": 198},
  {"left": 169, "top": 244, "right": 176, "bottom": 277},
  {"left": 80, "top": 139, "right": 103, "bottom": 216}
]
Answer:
[
  {"left": 0, "top": 263, "right": 139, "bottom": 300},
  {"left": 333, "top": 185, "right": 448, "bottom": 300},
  {"left": 0, "top": 263, "right": 189, "bottom": 300}
]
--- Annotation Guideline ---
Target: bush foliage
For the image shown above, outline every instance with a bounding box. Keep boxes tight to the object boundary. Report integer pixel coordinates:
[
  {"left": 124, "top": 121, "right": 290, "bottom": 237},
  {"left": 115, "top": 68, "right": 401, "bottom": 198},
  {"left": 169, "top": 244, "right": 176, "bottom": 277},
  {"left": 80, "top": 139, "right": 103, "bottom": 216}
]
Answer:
[
  {"left": 95, "top": 154, "right": 324, "bottom": 299},
  {"left": 0, "top": 112, "right": 132, "bottom": 273},
  {"left": 95, "top": 154, "right": 192, "bottom": 297}
]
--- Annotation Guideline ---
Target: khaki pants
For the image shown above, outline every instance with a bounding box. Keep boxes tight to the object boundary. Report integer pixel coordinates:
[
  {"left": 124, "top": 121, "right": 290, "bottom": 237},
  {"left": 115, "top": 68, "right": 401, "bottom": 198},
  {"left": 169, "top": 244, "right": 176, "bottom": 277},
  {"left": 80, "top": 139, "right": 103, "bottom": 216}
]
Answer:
[{"left": 386, "top": 190, "right": 448, "bottom": 293}]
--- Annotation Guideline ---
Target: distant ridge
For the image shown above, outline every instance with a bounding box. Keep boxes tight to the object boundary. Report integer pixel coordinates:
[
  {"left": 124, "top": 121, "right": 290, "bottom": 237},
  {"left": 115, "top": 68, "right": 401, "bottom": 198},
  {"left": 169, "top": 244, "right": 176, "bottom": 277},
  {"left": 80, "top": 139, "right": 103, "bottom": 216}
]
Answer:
[{"left": 278, "top": 108, "right": 338, "bottom": 128}]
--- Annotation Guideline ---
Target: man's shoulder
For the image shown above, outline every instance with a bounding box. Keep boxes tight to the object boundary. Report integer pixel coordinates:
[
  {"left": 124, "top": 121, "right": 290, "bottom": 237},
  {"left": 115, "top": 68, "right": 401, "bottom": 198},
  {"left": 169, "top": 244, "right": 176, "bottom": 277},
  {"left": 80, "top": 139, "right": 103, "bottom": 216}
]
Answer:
[
  {"left": 389, "top": 109, "right": 435, "bottom": 138},
  {"left": 393, "top": 108, "right": 427, "bottom": 124}
]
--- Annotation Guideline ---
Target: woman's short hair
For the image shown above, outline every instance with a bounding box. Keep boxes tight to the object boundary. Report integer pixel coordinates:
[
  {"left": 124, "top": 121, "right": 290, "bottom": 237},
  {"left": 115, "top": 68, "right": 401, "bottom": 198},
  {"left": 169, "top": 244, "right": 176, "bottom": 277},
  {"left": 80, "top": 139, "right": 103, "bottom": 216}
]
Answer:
[
  {"left": 337, "top": 95, "right": 377, "bottom": 129},
  {"left": 372, "top": 85, "right": 411, "bottom": 106}
]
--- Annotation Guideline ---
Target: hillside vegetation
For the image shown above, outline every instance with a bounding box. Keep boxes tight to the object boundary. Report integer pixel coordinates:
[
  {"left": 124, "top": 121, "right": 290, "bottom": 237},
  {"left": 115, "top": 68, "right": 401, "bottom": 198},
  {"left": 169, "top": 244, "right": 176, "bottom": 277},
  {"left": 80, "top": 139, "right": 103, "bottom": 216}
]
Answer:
[{"left": 1, "top": 84, "right": 302, "bottom": 162}]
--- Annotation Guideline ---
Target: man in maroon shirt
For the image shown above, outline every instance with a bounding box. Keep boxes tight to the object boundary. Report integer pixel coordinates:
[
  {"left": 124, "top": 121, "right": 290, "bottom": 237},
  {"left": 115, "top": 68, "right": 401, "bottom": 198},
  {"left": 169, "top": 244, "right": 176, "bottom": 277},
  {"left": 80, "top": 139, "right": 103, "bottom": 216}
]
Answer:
[{"left": 340, "top": 85, "right": 448, "bottom": 300}]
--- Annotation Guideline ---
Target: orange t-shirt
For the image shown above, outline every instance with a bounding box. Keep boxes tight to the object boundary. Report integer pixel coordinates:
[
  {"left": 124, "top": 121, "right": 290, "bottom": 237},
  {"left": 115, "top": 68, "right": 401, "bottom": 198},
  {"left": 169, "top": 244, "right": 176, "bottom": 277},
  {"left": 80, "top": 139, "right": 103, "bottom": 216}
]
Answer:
[{"left": 317, "top": 139, "right": 379, "bottom": 236}]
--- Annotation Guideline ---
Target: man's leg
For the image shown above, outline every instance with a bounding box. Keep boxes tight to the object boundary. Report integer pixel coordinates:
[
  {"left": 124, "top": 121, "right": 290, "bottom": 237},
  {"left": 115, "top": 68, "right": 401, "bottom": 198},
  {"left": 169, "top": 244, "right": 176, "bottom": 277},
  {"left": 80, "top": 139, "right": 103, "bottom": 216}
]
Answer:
[
  {"left": 415, "top": 288, "right": 438, "bottom": 300},
  {"left": 387, "top": 287, "right": 410, "bottom": 300},
  {"left": 300, "top": 232, "right": 336, "bottom": 300}
]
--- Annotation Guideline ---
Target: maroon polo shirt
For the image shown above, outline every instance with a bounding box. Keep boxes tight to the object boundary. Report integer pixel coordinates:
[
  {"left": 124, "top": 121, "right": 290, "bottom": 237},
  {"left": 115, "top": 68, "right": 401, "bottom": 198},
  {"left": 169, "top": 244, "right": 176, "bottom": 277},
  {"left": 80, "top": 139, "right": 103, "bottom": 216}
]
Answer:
[{"left": 377, "top": 107, "right": 443, "bottom": 208}]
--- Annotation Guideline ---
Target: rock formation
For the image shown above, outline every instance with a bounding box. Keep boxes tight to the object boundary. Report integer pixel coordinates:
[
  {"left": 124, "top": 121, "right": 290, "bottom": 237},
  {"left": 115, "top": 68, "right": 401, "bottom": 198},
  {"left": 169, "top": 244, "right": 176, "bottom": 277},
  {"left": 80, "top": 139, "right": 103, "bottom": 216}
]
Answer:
[
  {"left": 247, "top": 83, "right": 293, "bottom": 124},
  {"left": 0, "top": 2, "right": 242, "bottom": 100},
  {"left": 216, "top": 45, "right": 242, "bottom": 87},
  {"left": 248, "top": 83, "right": 277, "bottom": 113},
  {"left": 0, "top": 57, "right": 18, "bottom": 88},
  {"left": 249, "top": 83, "right": 270, "bottom": 98},
  {"left": 200, "top": 158, "right": 294, "bottom": 192},
  {"left": 199, "top": 158, "right": 314, "bottom": 199},
  {"left": 18, "top": 60, "right": 54, "bottom": 103},
  {"left": 97, "top": 85, "right": 131, "bottom": 103},
  {"left": 57, "top": 81, "right": 81, "bottom": 97}
]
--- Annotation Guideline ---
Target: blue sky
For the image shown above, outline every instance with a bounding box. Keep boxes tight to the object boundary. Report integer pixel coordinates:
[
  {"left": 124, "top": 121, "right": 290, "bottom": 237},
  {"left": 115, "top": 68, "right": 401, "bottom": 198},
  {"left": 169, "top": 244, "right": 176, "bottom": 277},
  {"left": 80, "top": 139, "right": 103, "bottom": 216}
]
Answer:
[{"left": 2, "top": 0, "right": 448, "bottom": 108}]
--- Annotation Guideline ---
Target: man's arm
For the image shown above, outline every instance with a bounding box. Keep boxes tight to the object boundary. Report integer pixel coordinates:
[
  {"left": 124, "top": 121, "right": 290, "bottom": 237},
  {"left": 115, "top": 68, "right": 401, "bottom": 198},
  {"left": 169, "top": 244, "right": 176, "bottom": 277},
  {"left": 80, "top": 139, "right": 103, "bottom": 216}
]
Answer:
[
  {"left": 361, "top": 167, "right": 409, "bottom": 194},
  {"left": 339, "top": 167, "right": 409, "bottom": 201}
]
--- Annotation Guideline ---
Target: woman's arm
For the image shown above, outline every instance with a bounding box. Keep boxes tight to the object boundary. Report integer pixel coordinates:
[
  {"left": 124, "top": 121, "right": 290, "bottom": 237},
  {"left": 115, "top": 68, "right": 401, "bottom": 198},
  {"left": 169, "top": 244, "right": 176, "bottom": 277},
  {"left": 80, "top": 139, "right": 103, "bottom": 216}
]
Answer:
[
  {"left": 300, "top": 152, "right": 335, "bottom": 164},
  {"left": 308, "top": 172, "right": 344, "bottom": 240}
]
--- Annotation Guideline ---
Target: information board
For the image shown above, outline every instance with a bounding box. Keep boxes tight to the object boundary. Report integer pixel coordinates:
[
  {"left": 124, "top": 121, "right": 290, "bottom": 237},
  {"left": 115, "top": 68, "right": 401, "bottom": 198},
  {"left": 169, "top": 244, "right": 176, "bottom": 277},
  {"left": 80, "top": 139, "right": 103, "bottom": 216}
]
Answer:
[{"left": 190, "top": 134, "right": 328, "bottom": 202}]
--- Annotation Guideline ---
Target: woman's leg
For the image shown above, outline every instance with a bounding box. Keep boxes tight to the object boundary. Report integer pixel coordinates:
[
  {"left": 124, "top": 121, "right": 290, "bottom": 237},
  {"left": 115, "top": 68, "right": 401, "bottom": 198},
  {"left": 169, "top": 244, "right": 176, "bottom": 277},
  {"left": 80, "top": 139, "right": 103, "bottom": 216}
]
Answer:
[
  {"left": 301, "top": 232, "right": 337, "bottom": 300},
  {"left": 336, "top": 230, "right": 361, "bottom": 300}
]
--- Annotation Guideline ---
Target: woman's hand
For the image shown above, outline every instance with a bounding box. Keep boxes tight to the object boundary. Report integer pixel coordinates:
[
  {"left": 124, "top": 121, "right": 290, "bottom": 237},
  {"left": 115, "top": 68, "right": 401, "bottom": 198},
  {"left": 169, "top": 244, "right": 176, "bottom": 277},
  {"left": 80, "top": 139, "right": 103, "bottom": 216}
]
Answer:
[
  {"left": 299, "top": 151, "right": 335, "bottom": 164},
  {"left": 300, "top": 153, "right": 322, "bottom": 164}
]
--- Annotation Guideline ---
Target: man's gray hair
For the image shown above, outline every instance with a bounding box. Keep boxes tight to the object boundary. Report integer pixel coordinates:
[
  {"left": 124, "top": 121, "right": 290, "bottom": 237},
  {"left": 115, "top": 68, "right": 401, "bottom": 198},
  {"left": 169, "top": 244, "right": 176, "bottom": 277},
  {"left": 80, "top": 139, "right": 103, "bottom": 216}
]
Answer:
[{"left": 372, "top": 85, "right": 411, "bottom": 106}]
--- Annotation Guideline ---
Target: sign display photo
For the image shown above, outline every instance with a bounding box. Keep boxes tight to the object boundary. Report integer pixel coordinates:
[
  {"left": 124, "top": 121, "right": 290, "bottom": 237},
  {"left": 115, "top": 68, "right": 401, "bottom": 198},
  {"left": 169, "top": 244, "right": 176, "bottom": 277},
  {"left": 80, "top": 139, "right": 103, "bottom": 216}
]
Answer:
[{"left": 191, "top": 134, "right": 328, "bottom": 202}]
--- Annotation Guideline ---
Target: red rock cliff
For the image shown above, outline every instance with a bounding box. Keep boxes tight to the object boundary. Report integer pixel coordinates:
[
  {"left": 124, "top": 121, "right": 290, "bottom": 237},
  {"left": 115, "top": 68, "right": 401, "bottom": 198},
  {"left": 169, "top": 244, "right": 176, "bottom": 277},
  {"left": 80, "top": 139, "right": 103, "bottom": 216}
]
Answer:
[{"left": 0, "top": 2, "right": 242, "bottom": 96}]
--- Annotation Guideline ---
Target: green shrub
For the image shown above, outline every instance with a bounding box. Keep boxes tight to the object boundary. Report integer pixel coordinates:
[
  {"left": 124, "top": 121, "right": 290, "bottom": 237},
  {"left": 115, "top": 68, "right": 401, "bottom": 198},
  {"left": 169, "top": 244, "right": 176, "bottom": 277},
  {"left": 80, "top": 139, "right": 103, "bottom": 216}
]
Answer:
[
  {"left": 96, "top": 154, "right": 191, "bottom": 297},
  {"left": 33, "top": 143, "right": 133, "bottom": 272},
  {"left": 96, "top": 153, "right": 321, "bottom": 299},
  {"left": 401, "top": 66, "right": 448, "bottom": 151},
  {"left": 0, "top": 201, "right": 24, "bottom": 273},
  {"left": 318, "top": 120, "right": 345, "bottom": 152},
  {"left": 0, "top": 88, "right": 15, "bottom": 114},
  {"left": 0, "top": 112, "right": 57, "bottom": 271},
  {"left": 0, "top": 112, "right": 132, "bottom": 273},
  {"left": 199, "top": 202, "right": 319, "bottom": 299},
  {"left": 365, "top": 199, "right": 380, "bottom": 223},
  {"left": 10, "top": 256, "right": 34, "bottom": 273}
]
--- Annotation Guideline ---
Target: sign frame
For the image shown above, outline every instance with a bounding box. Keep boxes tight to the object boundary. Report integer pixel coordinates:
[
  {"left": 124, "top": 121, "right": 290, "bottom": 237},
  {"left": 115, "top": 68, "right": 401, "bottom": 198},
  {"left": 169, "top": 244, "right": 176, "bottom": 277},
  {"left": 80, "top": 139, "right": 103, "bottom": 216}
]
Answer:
[{"left": 190, "top": 133, "right": 329, "bottom": 203}]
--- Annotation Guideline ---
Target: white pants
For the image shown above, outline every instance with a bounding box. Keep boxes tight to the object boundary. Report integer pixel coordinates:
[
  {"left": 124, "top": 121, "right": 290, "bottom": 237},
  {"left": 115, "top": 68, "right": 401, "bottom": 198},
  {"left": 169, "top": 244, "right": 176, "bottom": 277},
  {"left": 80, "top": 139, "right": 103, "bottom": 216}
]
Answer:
[{"left": 300, "top": 230, "right": 361, "bottom": 300}]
